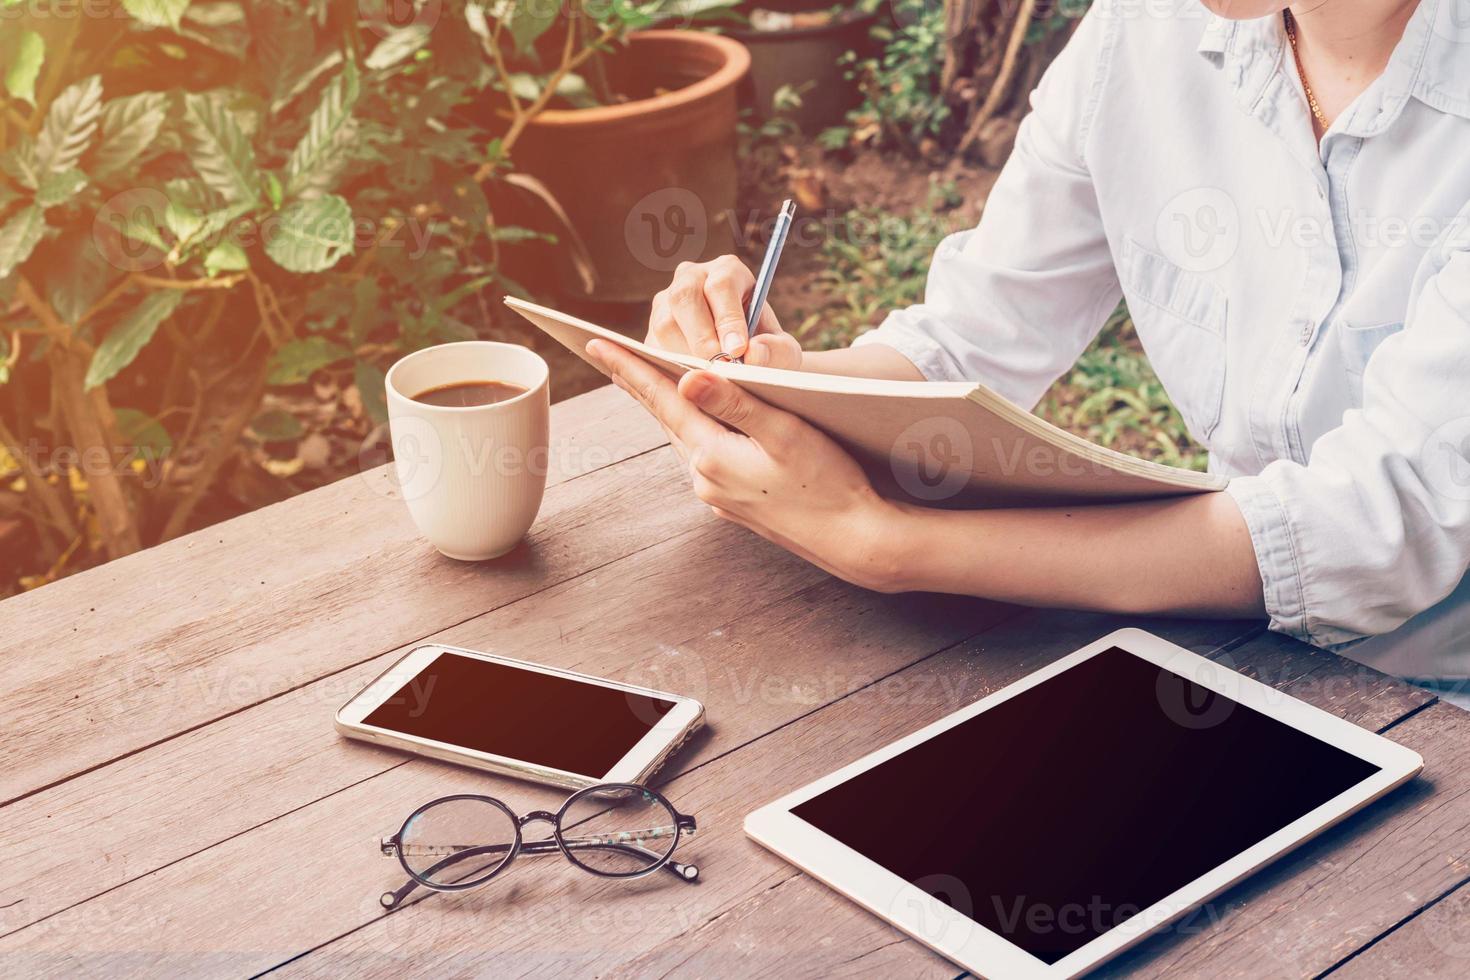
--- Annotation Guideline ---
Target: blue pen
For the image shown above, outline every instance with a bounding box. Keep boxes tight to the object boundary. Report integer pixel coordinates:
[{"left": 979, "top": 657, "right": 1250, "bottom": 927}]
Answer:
[{"left": 717, "top": 199, "right": 795, "bottom": 364}]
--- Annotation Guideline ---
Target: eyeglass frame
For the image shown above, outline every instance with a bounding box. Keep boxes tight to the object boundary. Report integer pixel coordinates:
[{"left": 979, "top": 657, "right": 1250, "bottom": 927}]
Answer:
[{"left": 377, "top": 782, "right": 699, "bottom": 911}]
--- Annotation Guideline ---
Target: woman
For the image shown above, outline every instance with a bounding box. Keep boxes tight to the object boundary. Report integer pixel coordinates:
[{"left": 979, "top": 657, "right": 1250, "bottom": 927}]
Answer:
[{"left": 585, "top": 0, "right": 1470, "bottom": 689}]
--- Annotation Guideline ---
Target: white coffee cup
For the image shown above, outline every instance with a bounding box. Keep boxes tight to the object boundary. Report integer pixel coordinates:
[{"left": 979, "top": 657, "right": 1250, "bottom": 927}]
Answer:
[{"left": 385, "top": 342, "right": 550, "bottom": 560}]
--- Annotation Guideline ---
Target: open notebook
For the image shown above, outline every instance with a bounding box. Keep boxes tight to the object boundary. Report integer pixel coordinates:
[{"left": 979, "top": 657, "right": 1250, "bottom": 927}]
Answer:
[{"left": 506, "top": 297, "right": 1226, "bottom": 508}]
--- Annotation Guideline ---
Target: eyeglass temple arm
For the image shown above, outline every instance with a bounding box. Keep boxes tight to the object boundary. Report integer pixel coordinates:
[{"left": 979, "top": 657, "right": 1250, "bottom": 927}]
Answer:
[{"left": 378, "top": 836, "right": 697, "bottom": 912}]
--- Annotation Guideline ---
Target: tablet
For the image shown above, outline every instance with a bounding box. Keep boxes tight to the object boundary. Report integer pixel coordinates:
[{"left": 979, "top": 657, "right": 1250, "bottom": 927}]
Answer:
[{"left": 744, "top": 628, "right": 1422, "bottom": 979}]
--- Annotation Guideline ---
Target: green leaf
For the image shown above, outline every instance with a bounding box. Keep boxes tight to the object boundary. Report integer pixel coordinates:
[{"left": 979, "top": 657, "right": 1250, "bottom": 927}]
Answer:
[
  {"left": 34, "top": 168, "right": 87, "bottom": 209},
  {"left": 3, "top": 30, "right": 44, "bottom": 106},
  {"left": 122, "top": 0, "right": 192, "bottom": 29},
  {"left": 263, "top": 171, "right": 283, "bottom": 208},
  {"left": 488, "top": 225, "right": 550, "bottom": 243},
  {"left": 84, "top": 290, "right": 184, "bottom": 390},
  {"left": 0, "top": 206, "right": 45, "bottom": 279},
  {"left": 35, "top": 75, "right": 104, "bottom": 176},
  {"left": 283, "top": 60, "right": 360, "bottom": 198},
  {"left": 163, "top": 197, "right": 203, "bottom": 243},
  {"left": 114, "top": 407, "right": 173, "bottom": 462},
  {"left": 181, "top": 92, "right": 262, "bottom": 205},
  {"left": 263, "top": 194, "right": 353, "bottom": 273},
  {"left": 89, "top": 93, "right": 169, "bottom": 182},
  {"left": 0, "top": 134, "right": 41, "bottom": 190},
  {"left": 365, "top": 26, "right": 431, "bottom": 70},
  {"left": 248, "top": 408, "right": 303, "bottom": 442},
  {"left": 267, "top": 336, "right": 351, "bottom": 385},
  {"left": 203, "top": 241, "right": 248, "bottom": 277},
  {"left": 354, "top": 360, "right": 388, "bottom": 425},
  {"left": 507, "top": 0, "right": 560, "bottom": 54}
]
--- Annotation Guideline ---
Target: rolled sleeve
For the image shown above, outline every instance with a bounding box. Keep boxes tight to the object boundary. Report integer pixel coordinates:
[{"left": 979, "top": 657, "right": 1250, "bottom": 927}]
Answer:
[
  {"left": 1227, "top": 245, "right": 1470, "bottom": 647},
  {"left": 853, "top": 296, "right": 972, "bottom": 382},
  {"left": 1225, "top": 473, "right": 1311, "bottom": 642}
]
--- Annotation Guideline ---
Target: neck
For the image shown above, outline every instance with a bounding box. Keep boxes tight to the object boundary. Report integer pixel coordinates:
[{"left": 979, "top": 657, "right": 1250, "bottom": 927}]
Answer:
[
  {"left": 1286, "top": 0, "right": 1420, "bottom": 126},
  {"left": 1287, "top": 0, "right": 1419, "bottom": 73}
]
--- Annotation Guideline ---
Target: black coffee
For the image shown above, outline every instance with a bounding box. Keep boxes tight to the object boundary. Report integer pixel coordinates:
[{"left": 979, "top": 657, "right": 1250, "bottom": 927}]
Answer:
[{"left": 411, "top": 380, "right": 528, "bottom": 407}]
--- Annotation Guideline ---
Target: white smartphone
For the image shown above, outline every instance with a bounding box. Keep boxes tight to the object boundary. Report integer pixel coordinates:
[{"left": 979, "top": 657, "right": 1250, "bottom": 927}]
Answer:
[{"left": 335, "top": 644, "right": 705, "bottom": 790}]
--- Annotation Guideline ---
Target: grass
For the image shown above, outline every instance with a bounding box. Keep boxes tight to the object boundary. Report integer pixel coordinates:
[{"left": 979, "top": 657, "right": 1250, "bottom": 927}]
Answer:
[{"left": 794, "top": 194, "right": 1207, "bottom": 472}]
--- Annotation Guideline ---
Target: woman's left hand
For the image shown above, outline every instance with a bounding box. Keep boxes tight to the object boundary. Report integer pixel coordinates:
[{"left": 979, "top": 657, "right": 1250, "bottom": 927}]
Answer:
[{"left": 585, "top": 339, "right": 903, "bottom": 592}]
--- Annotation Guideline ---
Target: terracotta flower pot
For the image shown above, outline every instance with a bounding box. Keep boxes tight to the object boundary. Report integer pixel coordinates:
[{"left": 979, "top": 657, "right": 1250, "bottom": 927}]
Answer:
[{"left": 512, "top": 31, "right": 751, "bottom": 304}]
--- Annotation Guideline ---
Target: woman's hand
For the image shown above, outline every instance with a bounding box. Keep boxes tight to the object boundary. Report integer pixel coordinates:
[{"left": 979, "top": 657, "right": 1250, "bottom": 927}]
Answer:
[
  {"left": 646, "top": 255, "right": 804, "bottom": 368},
  {"left": 585, "top": 338, "right": 901, "bottom": 592}
]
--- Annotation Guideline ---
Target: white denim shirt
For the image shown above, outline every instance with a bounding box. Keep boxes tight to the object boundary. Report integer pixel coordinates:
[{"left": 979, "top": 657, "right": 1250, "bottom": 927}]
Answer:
[{"left": 855, "top": 0, "right": 1470, "bottom": 679}]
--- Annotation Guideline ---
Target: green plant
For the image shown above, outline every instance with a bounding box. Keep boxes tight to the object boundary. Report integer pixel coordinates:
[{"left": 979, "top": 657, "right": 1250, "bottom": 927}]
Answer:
[
  {"left": 821, "top": 0, "right": 950, "bottom": 153},
  {"left": 1036, "top": 306, "right": 1206, "bottom": 471},
  {"left": 795, "top": 182, "right": 964, "bottom": 348},
  {"left": 469, "top": 0, "right": 736, "bottom": 137},
  {"left": 0, "top": 1, "right": 571, "bottom": 589}
]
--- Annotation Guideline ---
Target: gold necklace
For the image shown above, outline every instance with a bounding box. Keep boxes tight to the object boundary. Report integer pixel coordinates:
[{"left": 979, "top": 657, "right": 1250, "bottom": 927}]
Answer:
[{"left": 1284, "top": 9, "right": 1329, "bottom": 129}]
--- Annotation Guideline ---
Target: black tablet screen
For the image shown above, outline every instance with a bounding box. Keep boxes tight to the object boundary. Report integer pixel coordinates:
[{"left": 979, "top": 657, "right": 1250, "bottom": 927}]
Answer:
[{"left": 790, "top": 646, "right": 1381, "bottom": 964}]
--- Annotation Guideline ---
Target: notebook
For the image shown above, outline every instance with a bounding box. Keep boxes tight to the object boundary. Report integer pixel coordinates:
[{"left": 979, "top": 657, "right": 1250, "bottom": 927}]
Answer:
[{"left": 505, "top": 297, "right": 1226, "bottom": 508}]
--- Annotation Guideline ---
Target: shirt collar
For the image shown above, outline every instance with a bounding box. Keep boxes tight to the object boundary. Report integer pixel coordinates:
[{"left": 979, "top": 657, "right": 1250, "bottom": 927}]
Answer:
[{"left": 1197, "top": 0, "right": 1470, "bottom": 132}]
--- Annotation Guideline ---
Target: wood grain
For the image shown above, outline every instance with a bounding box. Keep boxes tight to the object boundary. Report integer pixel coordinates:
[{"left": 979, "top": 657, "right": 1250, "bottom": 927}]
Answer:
[
  {"left": 2, "top": 382, "right": 1462, "bottom": 979},
  {"left": 1327, "top": 877, "right": 1470, "bottom": 978},
  {"left": 0, "top": 388, "right": 669, "bottom": 803},
  {"left": 0, "top": 520, "right": 1014, "bottom": 942}
]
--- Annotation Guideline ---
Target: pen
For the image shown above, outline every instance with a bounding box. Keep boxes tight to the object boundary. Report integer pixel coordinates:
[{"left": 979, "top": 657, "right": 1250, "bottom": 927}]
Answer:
[{"left": 720, "top": 199, "right": 795, "bottom": 364}]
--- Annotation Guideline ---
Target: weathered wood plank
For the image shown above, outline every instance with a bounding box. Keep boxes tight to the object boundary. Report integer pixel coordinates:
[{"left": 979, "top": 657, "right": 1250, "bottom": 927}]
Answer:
[
  {"left": 0, "top": 595, "right": 1029, "bottom": 977},
  {"left": 0, "top": 388, "right": 670, "bottom": 803},
  {"left": 1326, "top": 877, "right": 1470, "bottom": 978},
  {"left": 0, "top": 520, "right": 1015, "bottom": 940}
]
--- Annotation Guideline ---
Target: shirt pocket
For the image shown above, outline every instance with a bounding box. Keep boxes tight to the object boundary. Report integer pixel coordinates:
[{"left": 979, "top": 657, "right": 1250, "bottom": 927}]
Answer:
[
  {"left": 1118, "top": 237, "right": 1229, "bottom": 441},
  {"left": 1338, "top": 320, "right": 1404, "bottom": 405}
]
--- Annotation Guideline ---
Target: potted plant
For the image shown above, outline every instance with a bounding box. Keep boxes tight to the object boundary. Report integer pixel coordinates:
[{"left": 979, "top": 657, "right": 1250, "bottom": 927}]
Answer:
[
  {"left": 468, "top": 1, "right": 750, "bottom": 303},
  {"left": 727, "top": 0, "right": 881, "bottom": 134}
]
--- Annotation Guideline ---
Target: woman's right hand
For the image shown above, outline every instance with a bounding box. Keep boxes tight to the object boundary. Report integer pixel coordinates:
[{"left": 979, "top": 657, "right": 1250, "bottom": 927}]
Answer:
[{"left": 646, "top": 255, "right": 803, "bottom": 369}]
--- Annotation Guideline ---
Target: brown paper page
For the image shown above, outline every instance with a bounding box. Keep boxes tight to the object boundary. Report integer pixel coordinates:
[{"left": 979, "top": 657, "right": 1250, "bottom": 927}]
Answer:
[{"left": 506, "top": 297, "right": 1225, "bottom": 508}]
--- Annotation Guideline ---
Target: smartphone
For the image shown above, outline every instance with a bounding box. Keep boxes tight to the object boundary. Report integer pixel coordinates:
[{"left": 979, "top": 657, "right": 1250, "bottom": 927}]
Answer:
[{"left": 335, "top": 645, "right": 705, "bottom": 790}]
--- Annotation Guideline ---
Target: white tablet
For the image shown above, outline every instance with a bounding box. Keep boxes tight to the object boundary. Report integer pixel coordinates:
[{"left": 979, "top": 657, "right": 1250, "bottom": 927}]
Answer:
[{"left": 745, "top": 628, "right": 1422, "bottom": 979}]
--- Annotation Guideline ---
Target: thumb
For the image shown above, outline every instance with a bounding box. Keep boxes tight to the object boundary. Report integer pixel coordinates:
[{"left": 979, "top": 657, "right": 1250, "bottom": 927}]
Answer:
[{"left": 679, "top": 370, "right": 785, "bottom": 443}]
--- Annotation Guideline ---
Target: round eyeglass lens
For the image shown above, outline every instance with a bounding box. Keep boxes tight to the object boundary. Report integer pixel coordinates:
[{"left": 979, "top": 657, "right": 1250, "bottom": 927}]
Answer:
[
  {"left": 557, "top": 784, "right": 679, "bottom": 877},
  {"left": 398, "top": 796, "right": 519, "bottom": 888}
]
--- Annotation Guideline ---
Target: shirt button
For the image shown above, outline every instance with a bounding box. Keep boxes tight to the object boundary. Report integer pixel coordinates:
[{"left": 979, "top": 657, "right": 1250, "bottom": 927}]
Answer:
[
  {"left": 1316, "top": 184, "right": 1326, "bottom": 200},
  {"left": 1299, "top": 321, "right": 1313, "bottom": 345}
]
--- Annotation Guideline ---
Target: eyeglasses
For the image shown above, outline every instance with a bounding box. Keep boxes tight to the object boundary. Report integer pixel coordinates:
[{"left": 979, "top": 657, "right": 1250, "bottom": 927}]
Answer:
[{"left": 377, "top": 782, "right": 699, "bottom": 910}]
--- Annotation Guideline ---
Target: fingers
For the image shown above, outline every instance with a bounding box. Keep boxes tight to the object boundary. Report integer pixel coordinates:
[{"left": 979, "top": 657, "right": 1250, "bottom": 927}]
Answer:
[
  {"left": 678, "top": 370, "right": 795, "bottom": 447},
  {"left": 703, "top": 257, "right": 755, "bottom": 358},
  {"left": 586, "top": 340, "right": 725, "bottom": 448},
  {"left": 743, "top": 331, "right": 803, "bottom": 369},
  {"left": 645, "top": 256, "right": 758, "bottom": 361}
]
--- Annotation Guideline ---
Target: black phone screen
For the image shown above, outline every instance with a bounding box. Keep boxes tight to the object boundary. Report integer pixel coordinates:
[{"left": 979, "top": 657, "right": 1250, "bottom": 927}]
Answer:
[{"left": 363, "top": 652, "right": 677, "bottom": 778}]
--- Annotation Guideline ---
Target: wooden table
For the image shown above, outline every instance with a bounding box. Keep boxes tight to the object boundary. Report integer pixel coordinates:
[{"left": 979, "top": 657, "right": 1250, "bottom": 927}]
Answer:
[{"left": 2, "top": 384, "right": 1467, "bottom": 978}]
